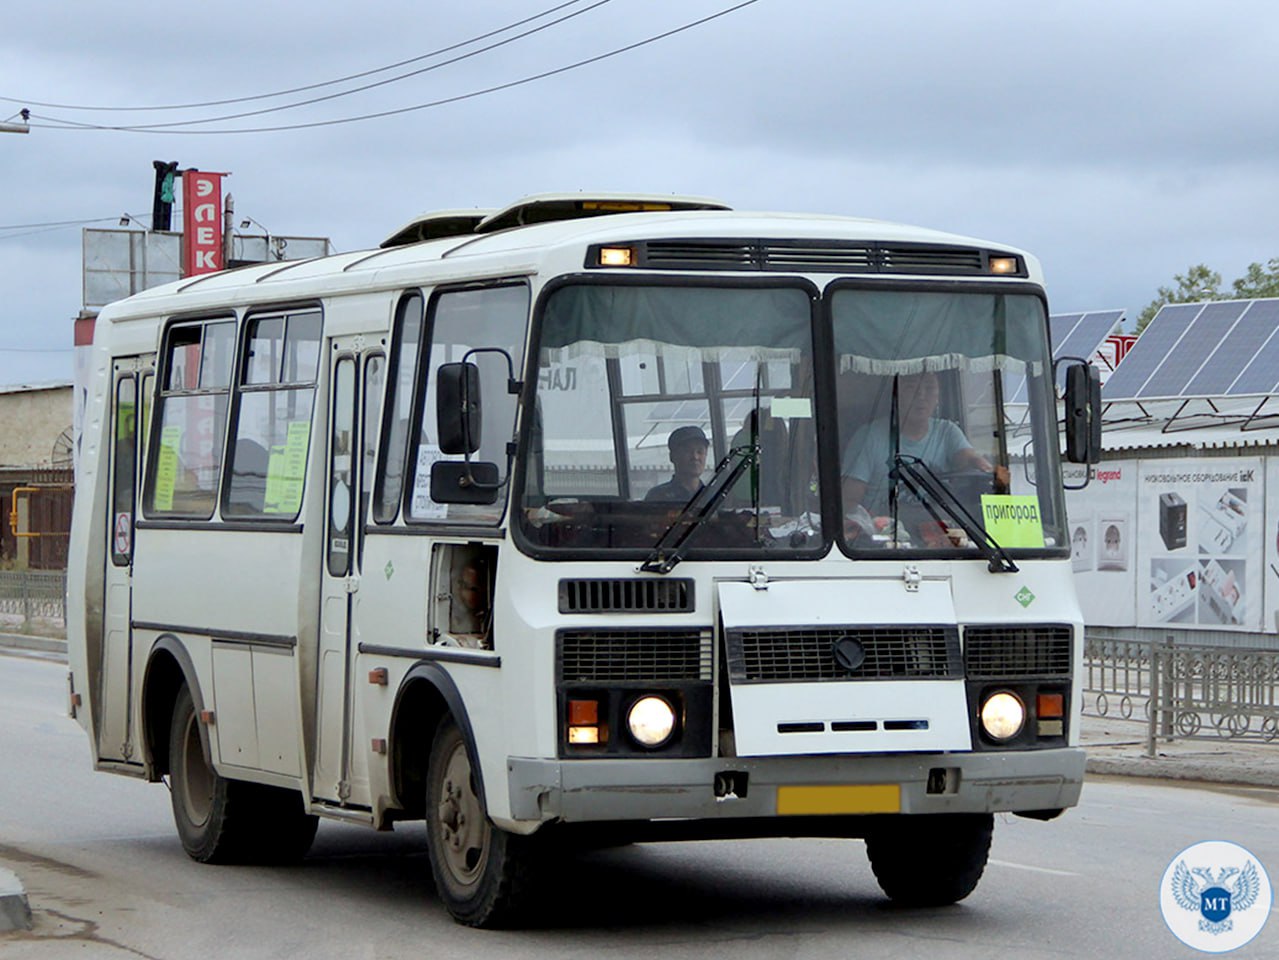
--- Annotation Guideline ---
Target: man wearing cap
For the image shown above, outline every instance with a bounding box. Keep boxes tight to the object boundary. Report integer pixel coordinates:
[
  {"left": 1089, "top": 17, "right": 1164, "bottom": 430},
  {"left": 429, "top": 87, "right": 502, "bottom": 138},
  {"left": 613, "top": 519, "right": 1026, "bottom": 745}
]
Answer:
[{"left": 645, "top": 425, "right": 710, "bottom": 503}]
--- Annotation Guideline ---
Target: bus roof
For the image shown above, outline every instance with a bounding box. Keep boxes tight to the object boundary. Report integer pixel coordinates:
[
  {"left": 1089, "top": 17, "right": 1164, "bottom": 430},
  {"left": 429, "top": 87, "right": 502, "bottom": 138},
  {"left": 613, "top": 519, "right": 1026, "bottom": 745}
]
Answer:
[{"left": 98, "top": 203, "right": 1042, "bottom": 325}]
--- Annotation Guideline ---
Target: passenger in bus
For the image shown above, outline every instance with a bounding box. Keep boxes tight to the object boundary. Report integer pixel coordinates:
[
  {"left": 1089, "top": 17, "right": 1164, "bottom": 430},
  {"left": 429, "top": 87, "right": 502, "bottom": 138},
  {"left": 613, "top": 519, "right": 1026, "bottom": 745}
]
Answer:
[
  {"left": 841, "top": 371, "right": 1003, "bottom": 534},
  {"left": 644, "top": 425, "right": 709, "bottom": 503}
]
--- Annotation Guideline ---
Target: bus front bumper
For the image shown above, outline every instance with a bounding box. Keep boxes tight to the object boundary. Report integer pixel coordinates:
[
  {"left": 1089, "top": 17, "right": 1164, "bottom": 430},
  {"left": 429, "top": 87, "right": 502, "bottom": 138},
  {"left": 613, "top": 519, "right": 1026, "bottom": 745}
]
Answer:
[{"left": 506, "top": 748, "right": 1085, "bottom": 825}]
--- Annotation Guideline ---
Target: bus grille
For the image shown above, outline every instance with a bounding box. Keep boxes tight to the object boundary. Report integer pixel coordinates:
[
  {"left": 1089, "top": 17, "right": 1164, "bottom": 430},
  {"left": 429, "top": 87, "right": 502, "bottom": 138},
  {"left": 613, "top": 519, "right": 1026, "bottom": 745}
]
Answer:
[
  {"left": 725, "top": 626, "right": 961, "bottom": 683},
  {"left": 963, "top": 625, "right": 1073, "bottom": 679},
  {"left": 638, "top": 239, "right": 990, "bottom": 275},
  {"left": 558, "top": 629, "right": 712, "bottom": 682},
  {"left": 558, "top": 578, "right": 694, "bottom": 613}
]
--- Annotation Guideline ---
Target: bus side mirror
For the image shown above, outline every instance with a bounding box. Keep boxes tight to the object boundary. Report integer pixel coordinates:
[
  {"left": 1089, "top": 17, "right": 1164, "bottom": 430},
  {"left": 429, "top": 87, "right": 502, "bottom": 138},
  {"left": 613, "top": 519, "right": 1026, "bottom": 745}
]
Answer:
[
  {"left": 1063, "top": 361, "right": 1102, "bottom": 464},
  {"left": 437, "top": 362, "right": 482, "bottom": 455}
]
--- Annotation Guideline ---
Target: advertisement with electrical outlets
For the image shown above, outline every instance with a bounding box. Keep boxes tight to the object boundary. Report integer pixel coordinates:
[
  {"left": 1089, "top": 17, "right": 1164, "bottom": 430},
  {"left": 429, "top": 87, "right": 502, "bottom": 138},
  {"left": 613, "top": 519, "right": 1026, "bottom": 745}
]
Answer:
[
  {"left": 1063, "top": 461, "right": 1138, "bottom": 626},
  {"left": 1135, "top": 458, "right": 1262, "bottom": 630}
]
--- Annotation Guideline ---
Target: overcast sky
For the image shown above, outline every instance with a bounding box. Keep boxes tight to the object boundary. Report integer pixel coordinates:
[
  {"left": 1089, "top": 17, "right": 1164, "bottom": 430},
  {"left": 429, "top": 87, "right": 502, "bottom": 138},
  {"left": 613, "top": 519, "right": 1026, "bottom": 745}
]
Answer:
[{"left": 2, "top": 0, "right": 1277, "bottom": 389}]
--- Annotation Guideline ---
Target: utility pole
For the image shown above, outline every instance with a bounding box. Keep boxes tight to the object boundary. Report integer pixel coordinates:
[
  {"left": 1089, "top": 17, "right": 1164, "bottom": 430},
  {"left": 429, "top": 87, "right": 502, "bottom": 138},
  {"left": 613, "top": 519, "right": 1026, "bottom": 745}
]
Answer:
[{"left": 0, "top": 108, "right": 30, "bottom": 134}]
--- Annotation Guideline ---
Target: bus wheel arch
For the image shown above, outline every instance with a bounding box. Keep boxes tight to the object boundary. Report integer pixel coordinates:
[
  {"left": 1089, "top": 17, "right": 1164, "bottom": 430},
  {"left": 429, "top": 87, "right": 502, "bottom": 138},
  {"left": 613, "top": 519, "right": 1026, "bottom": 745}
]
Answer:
[
  {"left": 390, "top": 664, "right": 484, "bottom": 821},
  {"left": 141, "top": 636, "right": 205, "bottom": 781}
]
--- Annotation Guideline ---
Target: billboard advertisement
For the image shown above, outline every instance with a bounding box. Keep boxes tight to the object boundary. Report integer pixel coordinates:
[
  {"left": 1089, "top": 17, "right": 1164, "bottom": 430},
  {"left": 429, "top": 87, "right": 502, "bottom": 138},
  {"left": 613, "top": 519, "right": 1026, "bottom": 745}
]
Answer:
[
  {"left": 1064, "top": 461, "right": 1138, "bottom": 626},
  {"left": 1136, "top": 458, "right": 1262, "bottom": 630}
]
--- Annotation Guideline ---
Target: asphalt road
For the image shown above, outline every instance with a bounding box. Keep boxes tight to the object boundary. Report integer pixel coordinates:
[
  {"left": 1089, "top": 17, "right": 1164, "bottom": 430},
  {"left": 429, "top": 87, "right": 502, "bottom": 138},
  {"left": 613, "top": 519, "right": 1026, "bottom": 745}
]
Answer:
[{"left": 3, "top": 651, "right": 1278, "bottom": 959}]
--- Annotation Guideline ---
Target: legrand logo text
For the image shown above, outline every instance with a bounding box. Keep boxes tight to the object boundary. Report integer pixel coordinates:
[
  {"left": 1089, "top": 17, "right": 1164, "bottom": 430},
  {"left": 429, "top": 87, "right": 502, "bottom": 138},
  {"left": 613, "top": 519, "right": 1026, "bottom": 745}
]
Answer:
[
  {"left": 982, "top": 502, "right": 1040, "bottom": 523},
  {"left": 1096, "top": 468, "right": 1123, "bottom": 483}
]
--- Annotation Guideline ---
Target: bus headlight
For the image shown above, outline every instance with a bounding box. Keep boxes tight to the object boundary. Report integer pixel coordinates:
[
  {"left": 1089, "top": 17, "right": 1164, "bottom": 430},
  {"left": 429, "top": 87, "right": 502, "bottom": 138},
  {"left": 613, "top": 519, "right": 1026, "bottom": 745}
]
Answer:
[
  {"left": 980, "top": 691, "right": 1026, "bottom": 741},
  {"left": 627, "top": 696, "right": 676, "bottom": 748}
]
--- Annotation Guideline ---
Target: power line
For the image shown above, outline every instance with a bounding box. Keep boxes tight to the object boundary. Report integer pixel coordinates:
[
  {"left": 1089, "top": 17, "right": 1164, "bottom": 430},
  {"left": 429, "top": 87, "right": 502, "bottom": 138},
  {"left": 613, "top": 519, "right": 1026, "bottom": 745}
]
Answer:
[
  {"left": 0, "top": 217, "right": 117, "bottom": 230},
  {"left": 29, "top": 0, "right": 612, "bottom": 131},
  {"left": 28, "top": 0, "right": 760, "bottom": 136},
  {"left": 0, "top": 1, "right": 591, "bottom": 113}
]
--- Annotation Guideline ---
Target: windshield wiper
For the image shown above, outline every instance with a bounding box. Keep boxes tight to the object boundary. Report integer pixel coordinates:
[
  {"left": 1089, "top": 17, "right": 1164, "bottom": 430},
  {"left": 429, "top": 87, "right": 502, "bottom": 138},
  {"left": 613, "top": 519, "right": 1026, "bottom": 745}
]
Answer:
[
  {"left": 641, "top": 443, "right": 759, "bottom": 574},
  {"left": 891, "top": 453, "right": 1018, "bottom": 573}
]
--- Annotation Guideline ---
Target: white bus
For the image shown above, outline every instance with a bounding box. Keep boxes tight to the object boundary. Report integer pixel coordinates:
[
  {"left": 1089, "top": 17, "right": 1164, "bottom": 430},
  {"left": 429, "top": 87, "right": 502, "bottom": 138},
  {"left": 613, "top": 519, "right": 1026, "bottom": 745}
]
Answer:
[{"left": 68, "top": 193, "right": 1099, "bottom": 927}]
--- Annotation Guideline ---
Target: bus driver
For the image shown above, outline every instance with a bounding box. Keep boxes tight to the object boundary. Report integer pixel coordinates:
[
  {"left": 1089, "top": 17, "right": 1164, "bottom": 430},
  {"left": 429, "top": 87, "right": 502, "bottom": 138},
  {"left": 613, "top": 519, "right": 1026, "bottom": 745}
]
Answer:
[
  {"left": 645, "top": 425, "right": 710, "bottom": 503},
  {"left": 841, "top": 371, "right": 1003, "bottom": 529}
]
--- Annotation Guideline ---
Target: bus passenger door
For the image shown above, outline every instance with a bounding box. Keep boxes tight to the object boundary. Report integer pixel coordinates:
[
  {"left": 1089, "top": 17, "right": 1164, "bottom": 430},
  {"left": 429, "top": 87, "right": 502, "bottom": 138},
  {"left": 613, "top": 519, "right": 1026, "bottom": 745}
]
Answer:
[
  {"left": 314, "top": 345, "right": 383, "bottom": 804},
  {"left": 100, "top": 357, "right": 152, "bottom": 763}
]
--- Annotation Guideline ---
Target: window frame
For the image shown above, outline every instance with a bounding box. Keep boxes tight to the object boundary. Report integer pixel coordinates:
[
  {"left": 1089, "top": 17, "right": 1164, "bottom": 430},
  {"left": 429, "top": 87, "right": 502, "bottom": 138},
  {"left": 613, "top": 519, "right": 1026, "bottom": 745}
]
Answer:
[
  {"left": 220, "top": 302, "right": 324, "bottom": 523},
  {"left": 143, "top": 314, "right": 238, "bottom": 521},
  {"left": 401, "top": 279, "right": 530, "bottom": 527}
]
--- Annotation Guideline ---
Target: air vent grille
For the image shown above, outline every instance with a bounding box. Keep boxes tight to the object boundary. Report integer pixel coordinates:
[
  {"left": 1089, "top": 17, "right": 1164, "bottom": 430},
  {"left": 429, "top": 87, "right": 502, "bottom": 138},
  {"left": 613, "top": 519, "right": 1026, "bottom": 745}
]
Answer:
[
  {"left": 558, "top": 629, "right": 712, "bottom": 682},
  {"left": 726, "top": 625, "right": 961, "bottom": 683},
  {"left": 558, "top": 578, "right": 694, "bottom": 614},
  {"left": 964, "top": 625, "right": 1073, "bottom": 679},
  {"left": 629, "top": 239, "right": 1003, "bottom": 275}
]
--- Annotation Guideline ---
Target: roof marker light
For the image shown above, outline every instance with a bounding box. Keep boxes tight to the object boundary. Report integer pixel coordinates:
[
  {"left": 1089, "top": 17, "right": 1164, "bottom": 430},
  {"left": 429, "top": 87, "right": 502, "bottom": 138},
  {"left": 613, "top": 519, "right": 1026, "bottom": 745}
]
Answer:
[{"left": 599, "top": 246, "right": 635, "bottom": 267}]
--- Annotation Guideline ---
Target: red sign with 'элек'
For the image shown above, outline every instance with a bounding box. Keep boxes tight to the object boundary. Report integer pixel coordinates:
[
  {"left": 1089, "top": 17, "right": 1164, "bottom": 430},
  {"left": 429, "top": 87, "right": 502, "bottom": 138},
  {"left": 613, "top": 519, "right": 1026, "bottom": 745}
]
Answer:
[{"left": 182, "top": 170, "right": 224, "bottom": 277}]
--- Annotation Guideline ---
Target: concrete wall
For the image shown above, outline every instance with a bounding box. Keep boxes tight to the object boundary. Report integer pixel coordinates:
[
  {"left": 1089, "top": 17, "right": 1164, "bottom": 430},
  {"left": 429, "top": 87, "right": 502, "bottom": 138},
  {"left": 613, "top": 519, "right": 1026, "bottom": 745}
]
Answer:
[{"left": 0, "top": 386, "right": 71, "bottom": 468}]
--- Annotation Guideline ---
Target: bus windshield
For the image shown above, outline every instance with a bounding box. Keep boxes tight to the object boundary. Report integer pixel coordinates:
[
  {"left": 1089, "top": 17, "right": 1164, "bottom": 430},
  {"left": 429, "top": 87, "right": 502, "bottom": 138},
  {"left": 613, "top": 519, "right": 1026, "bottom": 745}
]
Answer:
[
  {"left": 519, "top": 282, "right": 823, "bottom": 556},
  {"left": 831, "top": 286, "right": 1065, "bottom": 555}
]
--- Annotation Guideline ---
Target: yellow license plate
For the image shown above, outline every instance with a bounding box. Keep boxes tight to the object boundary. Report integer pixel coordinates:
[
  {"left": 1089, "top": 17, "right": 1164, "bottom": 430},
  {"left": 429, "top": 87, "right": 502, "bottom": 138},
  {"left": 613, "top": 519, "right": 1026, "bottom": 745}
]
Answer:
[{"left": 776, "top": 784, "right": 901, "bottom": 815}]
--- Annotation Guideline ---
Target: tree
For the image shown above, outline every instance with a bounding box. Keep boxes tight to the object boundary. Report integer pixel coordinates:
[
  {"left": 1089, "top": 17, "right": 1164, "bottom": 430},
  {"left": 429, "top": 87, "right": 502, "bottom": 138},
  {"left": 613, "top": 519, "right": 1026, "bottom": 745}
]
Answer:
[
  {"left": 1136, "top": 258, "right": 1279, "bottom": 333},
  {"left": 1232, "top": 257, "right": 1279, "bottom": 299}
]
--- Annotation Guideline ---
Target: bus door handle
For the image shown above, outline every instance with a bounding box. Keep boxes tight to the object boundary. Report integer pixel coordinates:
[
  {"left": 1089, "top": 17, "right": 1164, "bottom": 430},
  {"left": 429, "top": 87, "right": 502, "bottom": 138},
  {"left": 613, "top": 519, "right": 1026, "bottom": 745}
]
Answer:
[{"left": 346, "top": 575, "right": 361, "bottom": 595}]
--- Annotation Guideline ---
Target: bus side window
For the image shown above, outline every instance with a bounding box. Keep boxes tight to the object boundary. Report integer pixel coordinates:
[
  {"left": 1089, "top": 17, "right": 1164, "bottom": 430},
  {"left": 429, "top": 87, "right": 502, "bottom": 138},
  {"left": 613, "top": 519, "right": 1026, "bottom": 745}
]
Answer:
[
  {"left": 373, "top": 293, "right": 423, "bottom": 524},
  {"left": 406, "top": 283, "right": 529, "bottom": 524},
  {"left": 110, "top": 374, "right": 137, "bottom": 566},
  {"left": 223, "top": 310, "right": 323, "bottom": 520},
  {"left": 145, "top": 319, "right": 235, "bottom": 519}
]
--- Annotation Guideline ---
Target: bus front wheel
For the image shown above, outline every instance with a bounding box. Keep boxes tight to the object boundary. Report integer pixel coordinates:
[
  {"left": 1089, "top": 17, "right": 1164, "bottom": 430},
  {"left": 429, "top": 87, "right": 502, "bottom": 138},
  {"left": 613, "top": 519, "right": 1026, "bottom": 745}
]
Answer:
[
  {"left": 425, "top": 718, "right": 538, "bottom": 927},
  {"left": 864, "top": 813, "right": 993, "bottom": 906},
  {"left": 168, "top": 685, "right": 317, "bottom": 864}
]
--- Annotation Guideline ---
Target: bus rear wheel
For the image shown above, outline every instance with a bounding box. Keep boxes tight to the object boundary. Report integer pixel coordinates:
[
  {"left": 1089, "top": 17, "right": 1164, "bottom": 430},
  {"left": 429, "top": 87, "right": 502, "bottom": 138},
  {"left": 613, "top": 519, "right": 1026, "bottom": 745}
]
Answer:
[
  {"left": 425, "top": 718, "right": 538, "bottom": 927},
  {"left": 168, "top": 685, "right": 317, "bottom": 864},
  {"left": 864, "top": 813, "right": 993, "bottom": 906}
]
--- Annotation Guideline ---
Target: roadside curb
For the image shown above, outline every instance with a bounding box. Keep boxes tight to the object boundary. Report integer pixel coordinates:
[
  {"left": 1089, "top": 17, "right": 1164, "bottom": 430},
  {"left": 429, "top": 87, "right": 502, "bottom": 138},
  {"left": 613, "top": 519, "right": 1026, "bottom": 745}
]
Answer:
[
  {"left": 0, "top": 633, "right": 67, "bottom": 657},
  {"left": 0, "top": 866, "right": 32, "bottom": 933},
  {"left": 1085, "top": 753, "right": 1279, "bottom": 789}
]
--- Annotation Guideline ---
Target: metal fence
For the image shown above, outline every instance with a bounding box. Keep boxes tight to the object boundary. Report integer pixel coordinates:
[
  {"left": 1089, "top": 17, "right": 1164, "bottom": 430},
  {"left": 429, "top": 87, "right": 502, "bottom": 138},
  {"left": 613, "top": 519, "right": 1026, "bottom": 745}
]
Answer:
[
  {"left": 0, "top": 570, "right": 67, "bottom": 631},
  {"left": 1084, "top": 635, "right": 1279, "bottom": 752}
]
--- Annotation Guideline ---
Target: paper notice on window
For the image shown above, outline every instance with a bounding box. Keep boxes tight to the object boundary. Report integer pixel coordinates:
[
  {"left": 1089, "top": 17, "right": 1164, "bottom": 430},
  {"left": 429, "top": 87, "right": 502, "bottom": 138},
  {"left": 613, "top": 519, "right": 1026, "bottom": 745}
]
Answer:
[
  {"left": 980, "top": 494, "right": 1046, "bottom": 548},
  {"left": 411, "top": 444, "right": 448, "bottom": 519},
  {"left": 153, "top": 425, "right": 181, "bottom": 511},
  {"left": 264, "top": 420, "right": 310, "bottom": 515}
]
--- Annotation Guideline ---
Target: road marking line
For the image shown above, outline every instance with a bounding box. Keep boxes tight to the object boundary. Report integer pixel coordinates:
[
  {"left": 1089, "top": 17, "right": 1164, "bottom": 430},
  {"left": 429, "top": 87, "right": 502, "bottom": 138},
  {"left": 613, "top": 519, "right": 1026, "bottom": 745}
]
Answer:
[{"left": 989, "top": 858, "right": 1080, "bottom": 877}]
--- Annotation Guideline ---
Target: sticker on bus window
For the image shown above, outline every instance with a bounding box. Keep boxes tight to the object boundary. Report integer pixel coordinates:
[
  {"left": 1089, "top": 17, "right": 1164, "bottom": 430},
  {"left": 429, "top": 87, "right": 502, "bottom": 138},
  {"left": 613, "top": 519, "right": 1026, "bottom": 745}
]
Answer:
[
  {"left": 153, "top": 425, "right": 181, "bottom": 511},
  {"left": 769, "top": 397, "right": 812, "bottom": 420},
  {"left": 264, "top": 420, "right": 310, "bottom": 515},
  {"left": 412, "top": 444, "right": 448, "bottom": 519},
  {"left": 980, "top": 494, "right": 1045, "bottom": 548}
]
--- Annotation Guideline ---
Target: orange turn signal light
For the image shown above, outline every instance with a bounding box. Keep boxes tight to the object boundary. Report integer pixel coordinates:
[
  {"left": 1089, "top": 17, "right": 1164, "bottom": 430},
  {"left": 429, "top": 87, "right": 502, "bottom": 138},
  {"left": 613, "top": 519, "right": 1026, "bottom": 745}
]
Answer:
[{"left": 1037, "top": 693, "right": 1064, "bottom": 719}]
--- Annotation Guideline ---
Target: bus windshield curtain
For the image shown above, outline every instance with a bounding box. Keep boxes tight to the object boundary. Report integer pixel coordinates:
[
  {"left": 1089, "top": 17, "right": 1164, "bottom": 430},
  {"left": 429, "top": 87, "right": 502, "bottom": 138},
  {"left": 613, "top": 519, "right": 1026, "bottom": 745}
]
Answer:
[
  {"left": 539, "top": 285, "right": 810, "bottom": 364},
  {"left": 832, "top": 290, "right": 1045, "bottom": 378}
]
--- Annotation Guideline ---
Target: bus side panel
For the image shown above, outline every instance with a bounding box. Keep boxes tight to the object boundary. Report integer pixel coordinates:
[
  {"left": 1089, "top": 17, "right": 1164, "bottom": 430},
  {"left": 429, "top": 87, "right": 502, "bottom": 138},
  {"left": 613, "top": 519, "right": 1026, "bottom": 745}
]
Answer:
[
  {"left": 68, "top": 332, "right": 119, "bottom": 757},
  {"left": 132, "top": 528, "right": 310, "bottom": 784}
]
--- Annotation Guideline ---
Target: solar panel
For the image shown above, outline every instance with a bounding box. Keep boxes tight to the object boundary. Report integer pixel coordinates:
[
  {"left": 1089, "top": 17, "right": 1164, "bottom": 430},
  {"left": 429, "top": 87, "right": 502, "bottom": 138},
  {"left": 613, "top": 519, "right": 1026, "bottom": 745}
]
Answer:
[
  {"left": 1049, "top": 313, "right": 1084, "bottom": 351},
  {"left": 1054, "top": 310, "right": 1123, "bottom": 389},
  {"left": 1185, "top": 300, "right": 1279, "bottom": 396},
  {"left": 1136, "top": 301, "right": 1248, "bottom": 399},
  {"left": 1101, "top": 303, "right": 1202, "bottom": 400},
  {"left": 1226, "top": 300, "right": 1279, "bottom": 395}
]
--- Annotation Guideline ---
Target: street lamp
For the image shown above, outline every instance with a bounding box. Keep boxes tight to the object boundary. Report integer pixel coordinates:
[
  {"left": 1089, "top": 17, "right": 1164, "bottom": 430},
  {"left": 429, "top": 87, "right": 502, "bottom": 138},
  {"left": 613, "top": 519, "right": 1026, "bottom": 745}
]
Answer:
[{"left": 239, "top": 216, "right": 286, "bottom": 261}]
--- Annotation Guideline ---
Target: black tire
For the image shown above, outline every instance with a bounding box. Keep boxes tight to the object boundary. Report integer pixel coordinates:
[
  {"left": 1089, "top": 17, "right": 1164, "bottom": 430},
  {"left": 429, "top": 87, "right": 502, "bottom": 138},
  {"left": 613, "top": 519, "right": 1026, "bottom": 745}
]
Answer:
[
  {"left": 864, "top": 813, "right": 993, "bottom": 906},
  {"left": 168, "top": 685, "right": 318, "bottom": 865},
  {"left": 424, "top": 718, "right": 538, "bottom": 927}
]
